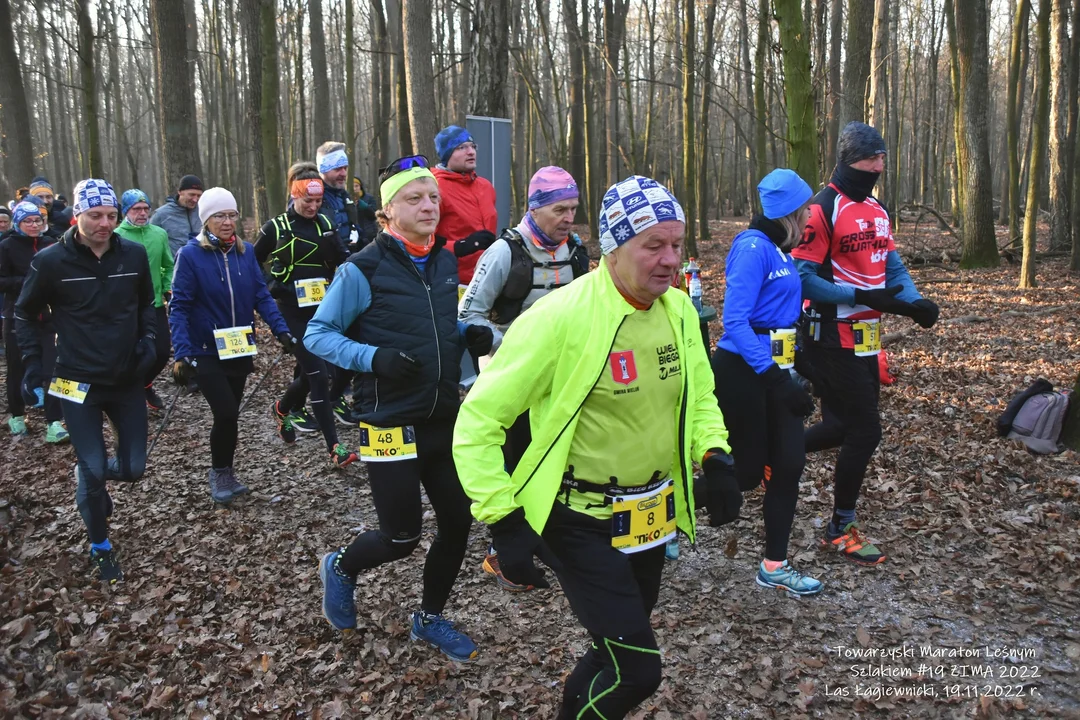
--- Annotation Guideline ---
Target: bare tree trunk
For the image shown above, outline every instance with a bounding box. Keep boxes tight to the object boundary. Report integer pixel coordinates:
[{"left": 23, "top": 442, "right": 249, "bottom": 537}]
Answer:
[
  {"left": 868, "top": 0, "right": 889, "bottom": 159},
  {"left": 309, "top": 0, "right": 331, "bottom": 144},
  {"left": 604, "top": 0, "right": 629, "bottom": 185},
  {"left": 842, "top": 0, "right": 874, "bottom": 125},
  {"left": 753, "top": 0, "right": 769, "bottom": 214},
  {"left": 0, "top": 0, "right": 36, "bottom": 191},
  {"left": 583, "top": 0, "right": 600, "bottom": 241},
  {"left": 76, "top": 0, "right": 103, "bottom": 177},
  {"left": 468, "top": 0, "right": 510, "bottom": 116},
  {"left": 1070, "top": 0, "right": 1080, "bottom": 270},
  {"left": 944, "top": 0, "right": 964, "bottom": 222},
  {"left": 1006, "top": 0, "right": 1031, "bottom": 244},
  {"left": 370, "top": 0, "right": 391, "bottom": 174},
  {"left": 1046, "top": 0, "right": 1071, "bottom": 250},
  {"left": 824, "top": 0, "right": 841, "bottom": 172},
  {"left": 681, "top": 0, "right": 697, "bottom": 254},
  {"left": 1020, "top": 0, "right": 1051, "bottom": 287},
  {"left": 776, "top": 0, "right": 820, "bottom": 186},
  {"left": 386, "top": 0, "right": 411, "bottom": 156},
  {"left": 241, "top": 0, "right": 283, "bottom": 221},
  {"left": 954, "top": 0, "right": 998, "bottom": 268},
  {"left": 345, "top": 0, "right": 356, "bottom": 157},
  {"left": 697, "top": 0, "right": 718, "bottom": 239},
  {"left": 150, "top": 0, "right": 202, "bottom": 192},
  {"left": 564, "top": 0, "right": 587, "bottom": 223},
  {"left": 736, "top": 0, "right": 752, "bottom": 213},
  {"left": 402, "top": 0, "right": 437, "bottom": 158}
]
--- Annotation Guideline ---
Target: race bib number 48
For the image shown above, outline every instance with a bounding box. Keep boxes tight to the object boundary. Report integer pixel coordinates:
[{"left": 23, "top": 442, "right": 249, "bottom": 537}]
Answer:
[
  {"left": 48, "top": 377, "right": 90, "bottom": 404},
  {"left": 213, "top": 325, "right": 258, "bottom": 359},
  {"left": 358, "top": 422, "right": 418, "bottom": 462}
]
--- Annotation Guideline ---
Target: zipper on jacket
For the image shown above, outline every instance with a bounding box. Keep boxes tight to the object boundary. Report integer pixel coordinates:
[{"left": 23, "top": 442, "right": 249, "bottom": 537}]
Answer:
[
  {"left": 222, "top": 250, "right": 237, "bottom": 327},
  {"left": 406, "top": 258, "right": 441, "bottom": 419},
  {"left": 514, "top": 316, "right": 627, "bottom": 500},
  {"left": 677, "top": 312, "right": 692, "bottom": 547}
]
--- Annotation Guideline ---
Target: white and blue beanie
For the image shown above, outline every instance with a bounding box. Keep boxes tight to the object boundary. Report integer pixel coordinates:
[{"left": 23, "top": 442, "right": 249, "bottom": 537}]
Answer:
[
  {"left": 598, "top": 175, "right": 685, "bottom": 255},
  {"left": 72, "top": 179, "right": 118, "bottom": 216}
]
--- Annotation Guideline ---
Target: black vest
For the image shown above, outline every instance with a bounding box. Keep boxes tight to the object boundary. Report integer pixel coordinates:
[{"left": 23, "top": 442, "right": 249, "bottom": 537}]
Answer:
[{"left": 347, "top": 233, "right": 461, "bottom": 426}]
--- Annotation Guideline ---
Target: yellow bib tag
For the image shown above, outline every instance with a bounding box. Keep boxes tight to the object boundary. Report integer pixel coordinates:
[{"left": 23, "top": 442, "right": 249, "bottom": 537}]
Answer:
[
  {"left": 48, "top": 377, "right": 90, "bottom": 404},
  {"left": 458, "top": 284, "right": 468, "bottom": 303},
  {"left": 213, "top": 325, "right": 258, "bottom": 359},
  {"left": 610, "top": 478, "right": 677, "bottom": 554},
  {"left": 358, "top": 422, "right": 418, "bottom": 462},
  {"left": 295, "top": 278, "right": 327, "bottom": 307},
  {"left": 769, "top": 328, "right": 796, "bottom": 369},
  {"left": 851, "top": 319, "right": 881, "bottom": 357}
]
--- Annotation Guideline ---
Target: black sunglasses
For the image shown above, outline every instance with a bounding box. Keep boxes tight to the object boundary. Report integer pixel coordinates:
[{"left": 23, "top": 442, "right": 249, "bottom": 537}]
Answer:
[{"left": 379, "top": 155, "right": 429, "bottom": 181}]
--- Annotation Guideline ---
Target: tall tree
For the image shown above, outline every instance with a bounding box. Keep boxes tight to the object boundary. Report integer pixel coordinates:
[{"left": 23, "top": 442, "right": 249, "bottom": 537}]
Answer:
[
  {"left": 697, "top": 0, "right": 718, "bottom": 239},
  {"left": 468, "top": 0, "right": 510, "bottom": 116},
  {"left": 775, "top": 0, "right": 820, "bottom": 185},
  {"left": 1006, "top": 0, "right": 1032, "bottom": 246},
  {"left": 1020, "top": 0, "right": 1052, "bottom": 287},
  {"left": 604, "top": 0, "right": 630, "bottom": 185},
  {"left": 1046, "top": 0, "right": 1071, "bottom": 250},
  {"left": 309, "top": 0, "right": 331, "bottom": 145},
  {"left": 402, "top": 0, "right": 437, "bottom": 158},
  {"left": 563, "top": 0, "right": 587, "bottom": 222},
  {"left": 386, "top": 0, "right": 411, "bottom": 156},
  {"left": 681, "top": 0, "right": 697, "bottom": 254},
  {"left": 344, "top": 0, "right": 356, "bottom": 160},
  {"left": 150, "top": 0, "right": 202, "bottom": 192},
  {"left": 825, "top": 0, "right": 842, "bottom": 166},
  {"left": 240, "top": 0, "right": 283, "bottom": 221},
  {"left": 842, "top": 0, "right": 874, "bottom": 125},
  {"left": 76, "top": 0, "right": 103, "bottom": 177},
  {"left": 0, "top": 0, "right": 35, "bottom": 192},
  {"left": 370, "top": 0, "right": 391, "bottom": 175},
  {"left": 955, "top": 0, "right": 998, "bottom": 268},
  {"left": 752, "top": 0, "right": 769, "bottom": 212}
]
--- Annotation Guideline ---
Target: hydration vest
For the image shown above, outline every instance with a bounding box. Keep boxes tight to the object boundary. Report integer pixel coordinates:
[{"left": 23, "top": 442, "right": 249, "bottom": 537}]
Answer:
[{"left": 490, "top": 229, "right": 591, "bottom": 326}]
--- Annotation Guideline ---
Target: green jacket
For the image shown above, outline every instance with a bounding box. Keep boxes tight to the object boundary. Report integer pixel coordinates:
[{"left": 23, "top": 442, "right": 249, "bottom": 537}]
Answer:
[
  {"left": 452, "top": 257, "right": 729, "bottom": 543},
  {"left": 116, "top": 219, "right": 173, "bottom": 307}
]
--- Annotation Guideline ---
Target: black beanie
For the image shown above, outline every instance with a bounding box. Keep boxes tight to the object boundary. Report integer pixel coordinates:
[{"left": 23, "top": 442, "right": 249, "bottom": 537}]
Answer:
[
  {"left": 837, "top": 122, "right": 887, "bottom": 166},
  {"left": 178, "top": 174, "right": 204, "bottom": 192}
]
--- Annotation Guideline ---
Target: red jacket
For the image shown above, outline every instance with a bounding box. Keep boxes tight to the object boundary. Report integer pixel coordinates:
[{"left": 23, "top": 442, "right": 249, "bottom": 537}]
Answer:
[{"left": 433, "top": 167, "right": 498, "bottom": 284}]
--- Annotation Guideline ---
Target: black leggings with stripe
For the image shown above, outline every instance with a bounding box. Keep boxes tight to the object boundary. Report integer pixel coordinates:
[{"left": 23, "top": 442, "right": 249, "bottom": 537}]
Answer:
[{"left": 544, "top": 502, "right": 665, "bottom": 719}]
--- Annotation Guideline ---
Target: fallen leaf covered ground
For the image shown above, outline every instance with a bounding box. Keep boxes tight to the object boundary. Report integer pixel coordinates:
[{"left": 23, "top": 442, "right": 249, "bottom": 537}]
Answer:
[{"left": 1, "top": 216, "right": 1077, "bottom": 719}]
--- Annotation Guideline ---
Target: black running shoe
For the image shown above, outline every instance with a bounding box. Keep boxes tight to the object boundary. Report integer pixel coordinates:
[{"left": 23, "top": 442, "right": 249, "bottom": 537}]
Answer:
[
  {"left": 289, "top": 407, "right": 319, "bottom": 433},
  {"left": 91, "top": 548, "right": 123, "bottom": 585},
  {"left": 145, "top": 385, "right": 164, "bottom": 410}
]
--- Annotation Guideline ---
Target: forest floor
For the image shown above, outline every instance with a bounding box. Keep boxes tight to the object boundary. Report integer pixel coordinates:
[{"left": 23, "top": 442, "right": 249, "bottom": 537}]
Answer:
[{"left": 1, "top": 215, "right": 1078, "bottom": 719}]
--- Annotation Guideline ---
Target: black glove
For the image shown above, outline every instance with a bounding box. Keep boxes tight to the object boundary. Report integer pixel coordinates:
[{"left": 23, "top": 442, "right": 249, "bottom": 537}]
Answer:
[
  {"left": 134, "top": 336, "right": 157, "bottom": 379},
  {"left": 371, "top": 347, "right": 422, "bottom": 381},
  {"left": 702, "top": 450, "right": 742, "bottom": 527},
  {"left": 464, "top": 325, "right": 494, "bottom": 357},
  {"left": 453, "top": 230, "right": 498, "bottom": 258},
  {"left": 853, "top": 285, "right": 916, "bottom": 316},
  {"left": 21, "top": 357, "right": 44, "bottom": 408},
  {"left": 761, "top": 364, "right": 815, "bottom": 417},
  {"left": 489, "top": 507, "right": 561, "bottom": 588},
  {"left": 162, "top": 291, "right": 172, "bottom": 305},
  {"left": 277, "top": 332, "right": 299, "bottom": 354},
  {"left": 172, "top": 357, "right": 197, "bottom": 386},
  {"left": 909, "top": 298, "right": 939, "bottom": 328}
]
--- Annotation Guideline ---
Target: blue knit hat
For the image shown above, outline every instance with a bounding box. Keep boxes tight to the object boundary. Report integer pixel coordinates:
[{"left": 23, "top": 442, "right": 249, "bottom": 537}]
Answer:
[
  {"left": 757, "top": 169, "right": 813, "bottom": 220},
  {"left": 434, "top": 125, "right": 474, "bottom": 166},
  {"left": 12, "top": 201, "right": 43, "bottom": 228},
  {"left": 120, "top": 189, "right": 151, "bottom": 217}
]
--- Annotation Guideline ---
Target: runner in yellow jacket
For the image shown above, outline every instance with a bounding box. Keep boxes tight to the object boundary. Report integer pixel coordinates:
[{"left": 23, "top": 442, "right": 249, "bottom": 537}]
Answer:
[{"left": 453, "top": 175, "right": 741, "bottom": 719}]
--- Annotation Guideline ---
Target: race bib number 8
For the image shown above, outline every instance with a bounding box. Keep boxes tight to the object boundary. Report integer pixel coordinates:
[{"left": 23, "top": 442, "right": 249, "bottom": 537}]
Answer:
[
  {"left": 295, "top": 278, "right": 327, "bottom": 307},
  {"left": 769, "top": 328, "right": 796, "bottom": 369},
  {"left": 48, "top": 377, "right": 90, "bottom": 404},
  {"left": 213, "top": 325, "right": 258, "bottom": 359},
  {"left": 358, "top": 422, "right": 418, "bottom": 462},
  {"left": 851, "top": 319, "right": 881, "bottom": 357},
  {"left": 611, "top": 478, "right": 677, "bottom": 554}
]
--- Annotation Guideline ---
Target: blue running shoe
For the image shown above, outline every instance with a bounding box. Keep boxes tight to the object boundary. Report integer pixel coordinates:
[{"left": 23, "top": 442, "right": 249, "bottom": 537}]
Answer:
[
  {"left": 410, "top": 611, "right": 478, "bottom": 662},
  {"left": 319, "top": 550, "right": 357, "bottom": 632},
  {"left": 756, "top": 560, "right": 823, "bottom": 597}
]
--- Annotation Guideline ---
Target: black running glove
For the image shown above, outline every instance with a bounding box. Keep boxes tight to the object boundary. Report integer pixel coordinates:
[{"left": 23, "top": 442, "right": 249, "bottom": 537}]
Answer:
[
  {"left": 371, "top": 347, "right": 422, "bottom": 381},
  {"left": 453, "top": 230, "right": 497, "bottom": 258},
  {"left": 761, "top": 364, "right": 815, "bottom": 417},
  {"left": 464, "top": 325, "right": 494, "bottom": 357},
  {"left": 853, "top": 285, "right": 915, "bottom": 316},
  {"left": 133, "top": 336, "right": 157, "bottom": 379},
  {"left": 489, "top": 507, "right": 561, "bottom": 588},
  {"left": 21, "top": 357, "right": 44, "bottom": 408},
  {"left": 172, "top": 357, "right": 197, "bottom": 386},
  {"left": 277, "top": 332, "right": 299, "bottom": 354},
  {"left": 702, "top": 450, "right": 742, "bottom": 527},
  {"left": 909, "top": 298, "right": 939, "bottom": 328}
]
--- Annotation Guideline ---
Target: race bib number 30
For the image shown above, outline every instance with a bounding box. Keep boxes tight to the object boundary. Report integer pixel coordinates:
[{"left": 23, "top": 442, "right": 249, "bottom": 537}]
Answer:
[
  {"left": 611, "top": 478, "right": 677, "bottom": 554},
  {"left": 213, "top": 325, "right": 258, "bottom": 359},
  {"left": 48, "top": 377, "right": 90, "bottom": 404},
  {"left": 769, "top": 328, "right": 796, "bottom": 369},
  {"left": 358, "top": 422, "right": 418, "bottom": 462},
  {"left": 295, "top": 278, "right": 327, "bottom": 307},
  {"left": 851, "top": 319, "right": 881, "bottom": 357}
]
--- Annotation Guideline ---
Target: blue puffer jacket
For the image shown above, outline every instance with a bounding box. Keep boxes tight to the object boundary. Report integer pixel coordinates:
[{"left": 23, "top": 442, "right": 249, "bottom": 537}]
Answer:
[
  {"left": 150, "top": 197, "right": 201, "bottom": 258},
  {"left": 169, "top": 235, "right": 289, "bottom": 360}
]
